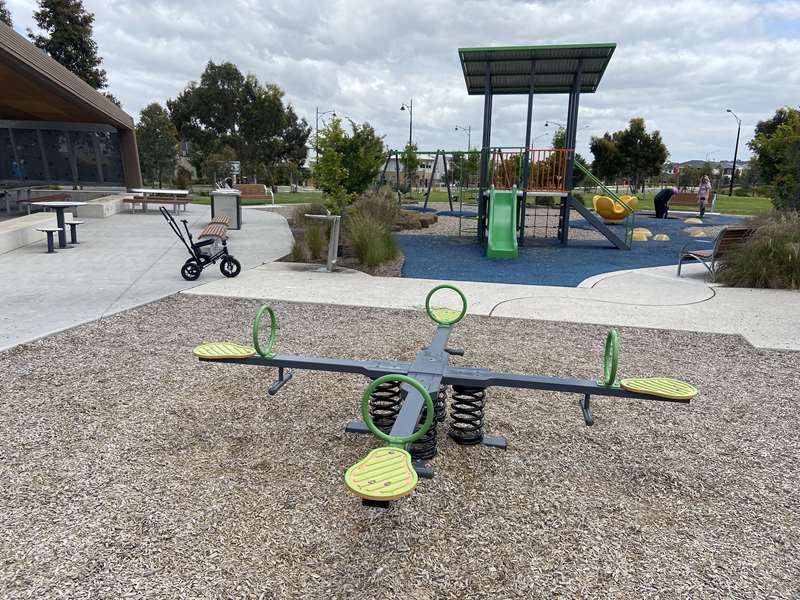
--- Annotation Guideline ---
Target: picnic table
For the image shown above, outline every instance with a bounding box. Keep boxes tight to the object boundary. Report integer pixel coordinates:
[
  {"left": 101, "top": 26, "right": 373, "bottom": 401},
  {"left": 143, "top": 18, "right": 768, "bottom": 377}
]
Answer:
[
  {"left": 128, "top": 188, "right": 190, "bottom": 213},
  {"left": 31, "top": 201, "right": 87, "bottom": 249}
]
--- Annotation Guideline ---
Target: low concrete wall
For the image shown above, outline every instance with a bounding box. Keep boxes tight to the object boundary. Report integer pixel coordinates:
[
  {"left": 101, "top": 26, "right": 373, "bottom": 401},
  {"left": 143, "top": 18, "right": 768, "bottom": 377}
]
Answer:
[
  {"left": 75, "top": 194, "right": 129, "bottom": 218},
  {"left": 0, "top": 212, "right": 58, "bottom": 254}
]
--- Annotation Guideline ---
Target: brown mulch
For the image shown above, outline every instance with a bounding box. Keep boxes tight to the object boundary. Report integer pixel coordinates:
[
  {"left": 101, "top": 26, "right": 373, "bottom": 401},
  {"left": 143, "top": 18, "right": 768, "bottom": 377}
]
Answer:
[{"left": 0, "top": 295, "right": 798, "bottom": 598}]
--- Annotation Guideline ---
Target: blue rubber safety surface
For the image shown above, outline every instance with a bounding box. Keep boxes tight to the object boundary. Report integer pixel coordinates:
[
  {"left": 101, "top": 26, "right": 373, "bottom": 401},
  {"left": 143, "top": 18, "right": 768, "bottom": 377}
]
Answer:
[{"left": 399, "top": 213, "right": 746, "bottom": 287}]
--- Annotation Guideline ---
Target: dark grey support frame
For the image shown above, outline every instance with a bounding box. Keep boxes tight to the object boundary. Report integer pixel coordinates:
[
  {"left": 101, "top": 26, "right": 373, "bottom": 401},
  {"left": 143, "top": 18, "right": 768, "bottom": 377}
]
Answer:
[{"left": 558, "top": 59, "right": 584, "bottom": 245}]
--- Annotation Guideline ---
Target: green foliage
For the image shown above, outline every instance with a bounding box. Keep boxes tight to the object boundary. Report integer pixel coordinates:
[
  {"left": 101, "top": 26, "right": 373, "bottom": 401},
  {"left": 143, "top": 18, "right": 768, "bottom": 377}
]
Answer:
[
  {"left": 590, "top": 118, "right": 668, "bottom": 190},
  {"left": 167, "top": 62, "right": 311, "bottom": 184},
  {"left": 304, "top": 223, "right": 327, "bottom": 259},
  {"left": 550, "top": 127, "right": 589, "bottom": 186},
  {"left": 201, "top": 145, "right": 237, "bottom": 182},
  {"left": 0, "top": 1, "right": 13, "bottom": 26},
  {"left": 718, "top": 213, "right": 800, "bottom": 289},
  {"left": 315, "top": 117, "right": 385, "bottom": 212},
  {"left": 291, "top": 202, "right": 327, "bottom": 227},
  {"left": 748, "top": 108, "right": 800, "bottom": 212},
  {"left": 175, "top": 165, "right": 192, "bottom": 189},
  {"left": 351, "top": 187, "right": 400, "bottom": 231},
  {"left": 399, "top": 143, "right": 419, "bottom": 187},
  {"left": 345, "top": 213, "right": 399, "bottom": 269},
  {"left": 136, "top": 103, "right": 178, "bottom": 187},
  {"left": 291, "top": 239, "right": 308, "bottom": 262},
  {"left": 29, "top": 0, "right": 108, "bottom": 91}
]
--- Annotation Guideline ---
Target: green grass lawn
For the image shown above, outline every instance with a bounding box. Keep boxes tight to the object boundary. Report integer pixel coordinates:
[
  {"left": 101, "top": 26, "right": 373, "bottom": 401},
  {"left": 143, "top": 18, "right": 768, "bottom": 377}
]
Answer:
[
  {"left": 614, "top": 192, "right": 772, "bottom": 216},
  {"left": 192, "top": 190, "right": 326, "bottom": 206}
]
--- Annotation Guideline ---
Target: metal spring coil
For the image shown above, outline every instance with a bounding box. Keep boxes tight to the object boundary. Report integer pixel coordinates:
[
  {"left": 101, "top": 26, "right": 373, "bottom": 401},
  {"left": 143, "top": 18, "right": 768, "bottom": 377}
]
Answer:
[
  {"left": 447, "top": 385, "right": 486, "bottom": 445},
  {"left": 409, "top": 385, "right": 448, "bottom": 461},
  {"left": 368, "top": 379, "right": 402, "bottom": 433}
]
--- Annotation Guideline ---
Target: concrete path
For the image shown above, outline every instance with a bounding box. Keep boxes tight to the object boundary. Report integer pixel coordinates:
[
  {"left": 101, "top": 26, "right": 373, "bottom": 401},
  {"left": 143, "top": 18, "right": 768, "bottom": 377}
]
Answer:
[
  {"left": 185, "top": 261, "right": 800, "bottom": 351},
  {"left": 0, "top": 205, "right": 292, "bottom": 350}
]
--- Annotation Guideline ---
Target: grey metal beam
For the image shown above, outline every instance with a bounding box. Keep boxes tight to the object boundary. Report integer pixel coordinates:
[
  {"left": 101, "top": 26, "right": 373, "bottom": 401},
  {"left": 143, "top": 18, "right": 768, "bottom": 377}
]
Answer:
[
  {"left": 567, "top": 196, "right": 629, "bottom": 250},
  {"left": 519, "top": 61, "right": 535, "bottom": 246},
  {"left": 560, "top": 58, "right": 584, "bottom": 246}
]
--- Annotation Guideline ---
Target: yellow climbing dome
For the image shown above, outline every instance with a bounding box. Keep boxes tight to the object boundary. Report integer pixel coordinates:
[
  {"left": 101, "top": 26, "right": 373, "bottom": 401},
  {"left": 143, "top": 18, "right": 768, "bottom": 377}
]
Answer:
[
  {"left": 686, "top": 228, "right": 708, "bottom": 237},
  {"left": 593, "top": 195, "right": 636, "bottom": 224},
  {"left": 652, "top": 234, "right": 670, "bottom": 241},
  {"left": 685, "top": 218, "right": 703, "bottom": 225},
  {"left": 632, "top": 231, "right": 649, "bottom": 242},
  {"left": 345, "top": 447, "right": 419, "bottom": 501}
]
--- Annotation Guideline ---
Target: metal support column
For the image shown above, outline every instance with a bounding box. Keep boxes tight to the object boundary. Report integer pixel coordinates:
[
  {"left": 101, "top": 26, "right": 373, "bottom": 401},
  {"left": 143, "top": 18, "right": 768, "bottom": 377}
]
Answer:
[
  {"left": 424, "top": 150, "right": 440, "bottom": 209},
  {"left": 519, "top": 61, "right": 535, "bottom": 245},
  {"left": 560, "top": 59, "right": 583, "bottom": 246},
  {"left": 394, "top": 150, "right": 402, "bottom": 202},
  {"left": 477, "top": 62, "right": 493, "bottom": 243}
]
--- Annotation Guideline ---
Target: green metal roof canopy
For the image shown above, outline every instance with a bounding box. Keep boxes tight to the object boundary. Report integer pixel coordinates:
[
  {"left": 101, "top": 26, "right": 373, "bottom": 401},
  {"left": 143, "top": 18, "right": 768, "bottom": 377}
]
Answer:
[{"left": 458, "top": 43, "right": 616, "bottom": 95}]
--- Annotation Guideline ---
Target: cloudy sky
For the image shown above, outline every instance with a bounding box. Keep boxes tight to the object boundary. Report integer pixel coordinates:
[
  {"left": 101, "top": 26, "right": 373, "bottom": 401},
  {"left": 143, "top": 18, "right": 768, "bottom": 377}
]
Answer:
[{"left": 6, "top": 0, "right": 800, "bottom": 161}]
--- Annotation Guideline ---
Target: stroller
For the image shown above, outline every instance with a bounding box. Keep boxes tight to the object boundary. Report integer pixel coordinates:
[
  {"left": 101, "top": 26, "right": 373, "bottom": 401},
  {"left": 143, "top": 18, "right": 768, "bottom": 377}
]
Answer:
[{"left": 160, "top": 207, "right": 241, "bottom": 281}]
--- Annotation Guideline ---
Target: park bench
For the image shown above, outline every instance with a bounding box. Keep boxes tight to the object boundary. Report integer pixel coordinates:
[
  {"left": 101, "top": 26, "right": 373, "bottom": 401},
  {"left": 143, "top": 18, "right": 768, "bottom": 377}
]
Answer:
[
  {"left": 677, "top": 225, "right": 754, "bottom": 281},
  {"left": 209, "top": 215, "right": 231, "bottom": 226},
  {"left": 18, "top": 193, "right": 68, "bottom": 215},
  {"left": 234, "top": 183, "right": 273, "bottom": 202},
  {"left": 670, "top": 191, "right": 717, "bottom": 214},
  {"left": 123, "top": 195, "right": 190, "bottom": 213},
  {"left": 199, "top": 222, "right": 228, "bottom": 240},
  {"left": 35, "top": 226, "right": 63, "bottom": 253}
]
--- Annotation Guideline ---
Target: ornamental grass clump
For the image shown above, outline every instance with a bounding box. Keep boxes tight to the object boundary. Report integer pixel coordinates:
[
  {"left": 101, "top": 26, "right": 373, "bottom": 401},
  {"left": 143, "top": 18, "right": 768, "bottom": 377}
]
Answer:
[
  {"left": 345, "top": 213, "right": 399, "bottom": 269},
  {"left": 718, "top": 212, "right": 800, "bottom": 289}
]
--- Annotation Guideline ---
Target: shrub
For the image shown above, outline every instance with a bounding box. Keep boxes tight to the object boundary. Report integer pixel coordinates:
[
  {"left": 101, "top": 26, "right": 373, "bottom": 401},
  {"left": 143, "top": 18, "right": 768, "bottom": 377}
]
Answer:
[
  {"left": 291, "top": 202, "right": 328, "bottom": 227},
  {"left": 351, "top": 186, "right": 400, "bottom": 230},
  {"left": 345, "top": 213, "right": 399, "bottom": 269},
  {"left": 305, "top": 222, "right": 327, "bottom": 259},
  {"left": 718, "top": 212, "right": 800, "bottom": 289},
  {"left": 291, "top": 239, "right": 308, "bottom": 262}
]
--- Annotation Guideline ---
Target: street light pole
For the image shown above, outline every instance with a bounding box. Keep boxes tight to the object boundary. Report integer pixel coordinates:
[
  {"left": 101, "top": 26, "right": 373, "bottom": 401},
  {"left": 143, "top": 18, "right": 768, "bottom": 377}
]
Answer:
[
  {"left": 455, "top": 124, "right": 471, "bottom": 150},
  {"left": 726, "top": 109, "right": 742, "bottom": 196},
  {"left": 401, "top": 98, "right": 413, "bottom": 146}
]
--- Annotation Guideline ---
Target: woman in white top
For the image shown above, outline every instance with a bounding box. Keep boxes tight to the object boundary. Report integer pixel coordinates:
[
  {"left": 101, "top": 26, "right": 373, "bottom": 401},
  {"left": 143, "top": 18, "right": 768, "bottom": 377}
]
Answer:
[{"left": 697, "top": 175, "right": 712, "bottom": 218}]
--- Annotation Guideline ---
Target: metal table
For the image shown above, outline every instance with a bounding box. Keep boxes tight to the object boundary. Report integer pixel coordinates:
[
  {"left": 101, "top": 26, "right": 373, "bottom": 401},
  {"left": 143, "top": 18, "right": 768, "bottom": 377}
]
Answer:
[{"left": 30, "top": 201, "right": 87, "bottom": 248}]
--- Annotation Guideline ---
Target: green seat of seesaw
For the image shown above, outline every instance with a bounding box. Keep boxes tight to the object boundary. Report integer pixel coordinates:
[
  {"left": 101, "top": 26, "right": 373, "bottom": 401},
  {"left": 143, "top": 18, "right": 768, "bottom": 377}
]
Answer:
[{"left": 345, "top": 447, "right": 419, "bottom": 501}]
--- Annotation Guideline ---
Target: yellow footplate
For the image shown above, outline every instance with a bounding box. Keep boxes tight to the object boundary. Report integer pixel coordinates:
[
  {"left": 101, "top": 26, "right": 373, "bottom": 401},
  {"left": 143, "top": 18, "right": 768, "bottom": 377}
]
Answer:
[
  {"left": 345, "top": 447, "right": 419, "bottom": 501},
  {"left": 620, "top": 377, "right": 698, "bottom": 400},
  {"left": 192, "top": 342, "right": 256, "bottom": 360}
]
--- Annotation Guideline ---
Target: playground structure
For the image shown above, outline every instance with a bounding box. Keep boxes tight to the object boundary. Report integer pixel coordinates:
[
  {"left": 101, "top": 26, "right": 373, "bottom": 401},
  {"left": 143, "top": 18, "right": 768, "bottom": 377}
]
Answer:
[
  {"left": 192, "top": 285, "right": 697, "bottom": 508},
  {"left": 458, "top": 44, "right": 638, "bottom": 255}
]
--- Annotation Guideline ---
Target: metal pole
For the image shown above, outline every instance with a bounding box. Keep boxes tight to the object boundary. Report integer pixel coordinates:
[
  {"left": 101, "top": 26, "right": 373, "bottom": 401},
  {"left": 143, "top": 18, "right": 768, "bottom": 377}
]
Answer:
[
  {"left": 561, "top": 59, "right": 583, "bottom": 246},
  {"left": 409, "top": 98, "right": 413, "bottom": 146},
  {"left": 478, "top": 62, "right": 493, "bottom": 243},
  {"left": 729, "top": 118, "right": 741, "bottom": 196},
  {"left": 315, "top": 106, "right": 319, "bottom": 159},
  {"left": 519, "top": 60, "right": 535, "bottom": 246}
]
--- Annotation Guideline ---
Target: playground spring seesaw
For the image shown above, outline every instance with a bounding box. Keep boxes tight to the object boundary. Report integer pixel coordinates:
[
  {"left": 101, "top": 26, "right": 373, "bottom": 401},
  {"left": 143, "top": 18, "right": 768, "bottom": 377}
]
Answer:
[{"left": 193, "top": 285, "right": 698, "bottom": 508}]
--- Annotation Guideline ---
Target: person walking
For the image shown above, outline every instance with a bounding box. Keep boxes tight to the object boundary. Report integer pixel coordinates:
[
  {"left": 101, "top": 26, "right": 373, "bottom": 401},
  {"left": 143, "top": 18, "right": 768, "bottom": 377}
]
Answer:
[
  {"left": 697, "top": 174, "right": 712, "bottom": 218},
  {"left": 654, "top": 187, "right": 678, "bottom": 219}
]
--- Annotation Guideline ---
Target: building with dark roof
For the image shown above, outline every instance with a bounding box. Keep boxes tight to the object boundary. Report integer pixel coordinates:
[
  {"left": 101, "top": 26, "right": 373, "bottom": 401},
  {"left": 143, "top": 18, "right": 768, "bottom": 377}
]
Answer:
[{"left": 0, "top": 22, "right": 142, "bottom": 189}]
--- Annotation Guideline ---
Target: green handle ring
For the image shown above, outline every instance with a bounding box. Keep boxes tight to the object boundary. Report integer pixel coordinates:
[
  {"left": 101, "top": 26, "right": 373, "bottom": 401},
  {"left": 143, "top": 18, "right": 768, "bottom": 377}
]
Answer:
[
  {"left": 601, "top": 329, "right": 619, "bottom": 387},
  {"left": 425, "top": 284, "right": 468, "bottom": 327},
  {"left": 361, "top": 374, "right": 434, "bottom": 448},
  {"left": 252, "top": 305, "right": 277, "bottom": 357}
]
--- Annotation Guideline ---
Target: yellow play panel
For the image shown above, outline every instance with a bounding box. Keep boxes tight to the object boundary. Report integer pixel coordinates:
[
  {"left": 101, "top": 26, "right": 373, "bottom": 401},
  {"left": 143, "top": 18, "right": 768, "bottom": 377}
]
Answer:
[
  {"left": 345, "top": 447, "right": 419, "bottom": 501},
  {"left": 192, "top": 342, "right": 256, "bottom": 360},
  {"left": 621, "top": 377, "right": 698, "bottom": 400},
  {"left": 431, "top": 308, "right": 462, "bottom": 323}
]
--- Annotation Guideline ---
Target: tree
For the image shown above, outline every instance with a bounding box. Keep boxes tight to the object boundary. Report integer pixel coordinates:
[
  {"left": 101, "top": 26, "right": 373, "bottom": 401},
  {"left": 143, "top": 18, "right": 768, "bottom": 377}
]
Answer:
[
  {"left": 749, "top": 107, "right": 798, "bottom": 185},
  {"left": 136, "top": 103, "right": 178, "bottom": 188},
  {"left": 551, "top": 127, "right": 589, "bottom": 186},
  {"left": 399, "top": 143, "right": 419, "bottom": 190},
  {"left": 29, "top": 0, "right": 108, "bottom": 91},
  {"left": 0, "top": 1, "right": 12, "bottom": 27},
  {"left": 315, "top": 117, "right": 385, "bottom": 212},
  {"left": 168, "top": 63, "right": 310, "bottom": 185},
  {"left": 590, "top": 118, "right": 668, "bottom": 192},
  {"left": 749, "top": 108, "right": 800, "bottom": 211}
]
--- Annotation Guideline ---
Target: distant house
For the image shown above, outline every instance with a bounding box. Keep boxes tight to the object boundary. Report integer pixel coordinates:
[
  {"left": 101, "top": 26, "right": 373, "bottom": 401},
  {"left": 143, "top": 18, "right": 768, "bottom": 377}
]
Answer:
[
  {"left": 382, "top": 154, "right": 453, "bottom": 186},
  {"left": 0, "top": 23, "right": 142, "bottom": 189}
]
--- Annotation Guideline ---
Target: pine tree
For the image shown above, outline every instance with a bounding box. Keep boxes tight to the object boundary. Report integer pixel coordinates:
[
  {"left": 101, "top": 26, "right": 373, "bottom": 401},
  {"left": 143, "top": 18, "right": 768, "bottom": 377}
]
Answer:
[
  {"left": 0, "top": 1, "right": 12, "bottom": 27},
  {"left": 28, "top": 0, "right": 108, "bottom": 90}
]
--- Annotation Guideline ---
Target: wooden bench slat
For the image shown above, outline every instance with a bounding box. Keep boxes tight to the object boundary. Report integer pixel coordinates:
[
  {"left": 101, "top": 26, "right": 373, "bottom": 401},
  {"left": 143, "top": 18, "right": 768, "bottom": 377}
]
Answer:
[{"left": 199, "top": 223, "right": 228, "bottom": 240}]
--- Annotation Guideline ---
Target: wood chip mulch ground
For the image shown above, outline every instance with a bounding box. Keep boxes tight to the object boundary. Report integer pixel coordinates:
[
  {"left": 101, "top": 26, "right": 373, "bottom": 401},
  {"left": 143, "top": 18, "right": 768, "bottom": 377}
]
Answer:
[{"left": 1, "top": 295, "right": 798, "bottom": 598}]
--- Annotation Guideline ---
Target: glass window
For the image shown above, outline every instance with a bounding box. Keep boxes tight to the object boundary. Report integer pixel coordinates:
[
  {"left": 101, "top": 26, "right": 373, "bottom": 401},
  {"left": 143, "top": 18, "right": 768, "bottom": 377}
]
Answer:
[
  {"left": 0, "top": 128, "right": 15, "bottom": 181},
  {"left": 12, "top": 129, "right": 47, "bottom": 181},
  {"left": 40, "top": 129, "right": 74, "bottom": 182},
  {"left": 70, "top": 131, "right": 99, "bottom": 183},
  {"left": 95, "top": 131, "right": 124, "bottom": 184}
]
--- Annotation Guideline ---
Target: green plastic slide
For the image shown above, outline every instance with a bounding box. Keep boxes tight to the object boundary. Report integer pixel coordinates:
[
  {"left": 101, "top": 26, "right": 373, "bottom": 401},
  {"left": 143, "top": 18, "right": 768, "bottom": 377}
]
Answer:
[{"left": 487, "top": 186, "right": 518, "bottom": 259}]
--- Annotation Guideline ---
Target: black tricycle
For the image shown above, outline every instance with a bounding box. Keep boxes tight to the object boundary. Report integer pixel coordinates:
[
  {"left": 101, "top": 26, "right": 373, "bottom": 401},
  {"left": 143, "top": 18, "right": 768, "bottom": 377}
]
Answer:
[{"left": 160, "top": 207, "right": 241, "bottom": 281}]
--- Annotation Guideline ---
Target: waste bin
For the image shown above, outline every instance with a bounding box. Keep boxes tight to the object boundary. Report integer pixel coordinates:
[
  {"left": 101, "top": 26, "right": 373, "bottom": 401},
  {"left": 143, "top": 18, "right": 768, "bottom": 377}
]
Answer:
[{"left": 210, "top": 189, "right": 242, "bottom": 229}]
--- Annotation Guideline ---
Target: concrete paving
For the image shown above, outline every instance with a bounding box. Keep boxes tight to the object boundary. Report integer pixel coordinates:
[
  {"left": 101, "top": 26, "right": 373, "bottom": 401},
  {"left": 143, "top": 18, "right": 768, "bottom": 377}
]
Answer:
[
  {"left": 184, "top": 261, "right": 800, "bottom": 351},
  {"left": 0, "top": 204, "right": 293, "bottom": 350}
]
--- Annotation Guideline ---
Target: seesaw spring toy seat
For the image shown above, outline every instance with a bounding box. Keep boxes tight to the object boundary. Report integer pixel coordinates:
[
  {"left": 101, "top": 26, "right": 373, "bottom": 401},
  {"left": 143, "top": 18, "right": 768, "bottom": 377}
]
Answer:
[
  {"left": 345, "top": 447, "right": 419, "bottom": 501},
  {"left": 192, "top": 342, "right": 256, "bottom": 359},
  {"left": 620, "top": 377, "right": 698, "bottom": 401}
]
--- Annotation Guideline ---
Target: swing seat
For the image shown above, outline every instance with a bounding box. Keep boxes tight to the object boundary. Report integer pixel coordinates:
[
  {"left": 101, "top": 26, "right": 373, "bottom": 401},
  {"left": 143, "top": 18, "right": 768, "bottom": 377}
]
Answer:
[
  {"left": 620, "top": 377, "right": 698, "bottom": 401},
  {"left": 345, "top": 447, "right": 419, "bottom": 501},
  {"left": 192, "top": 342, "right": 256, "bottom": 360}
]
